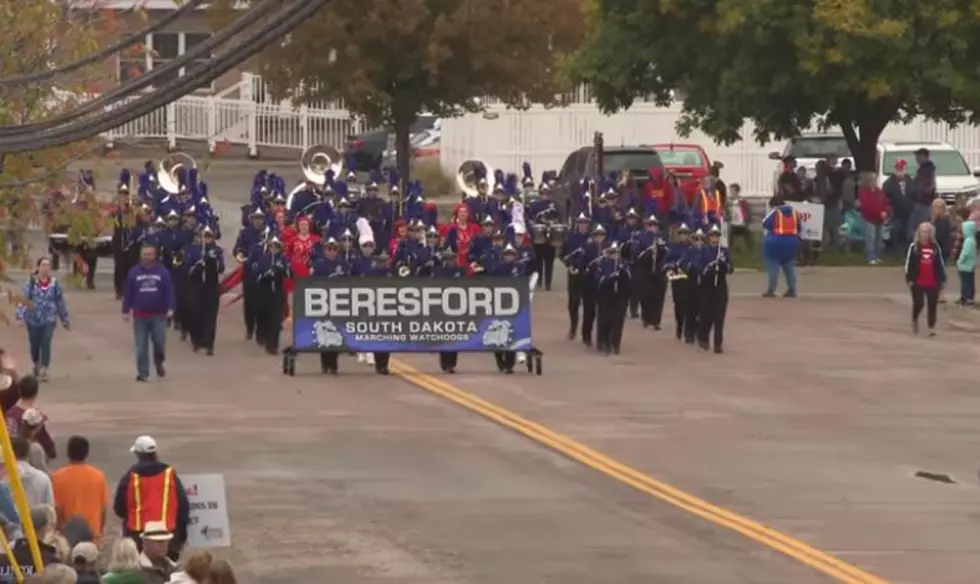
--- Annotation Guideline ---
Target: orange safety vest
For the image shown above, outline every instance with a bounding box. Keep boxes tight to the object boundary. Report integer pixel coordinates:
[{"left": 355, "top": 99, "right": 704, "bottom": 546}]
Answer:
[
  {"left": 126, "top": 466, "right": 178, "bottom": 533},
  {"left": 774, "top": 210, "right": 799, "bottom": 236},
  {"left": 698, "top": 190, "right": 721, "bottom": 215}
]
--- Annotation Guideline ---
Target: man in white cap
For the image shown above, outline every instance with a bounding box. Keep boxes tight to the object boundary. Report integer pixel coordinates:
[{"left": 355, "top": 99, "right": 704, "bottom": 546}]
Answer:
[
  {"left": 113, "top": 435, "right": 190, "bottom": 561},
  {"left": 139, "top": 519, "right": 177, "bottom": 583}
]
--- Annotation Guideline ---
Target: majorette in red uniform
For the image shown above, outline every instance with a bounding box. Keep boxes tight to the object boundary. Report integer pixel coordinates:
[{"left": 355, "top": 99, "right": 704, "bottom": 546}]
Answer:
[
  {"left": 643, "top": 167, "right": 674, "bottom": 219},
  {"left": 388, "top": 219, "right": 409, "bottom": 258},
  {"left": 442, "top": 204, "right": 481, "bottom": 269},
  {"left": 284, "top": 216, "right": 319, "bottom": 293}
]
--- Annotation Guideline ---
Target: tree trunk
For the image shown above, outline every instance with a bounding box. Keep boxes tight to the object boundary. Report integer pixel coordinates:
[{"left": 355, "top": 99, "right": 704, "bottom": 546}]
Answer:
[
  {"left": 392, "top": 102, "right": 417, "bottom": 192},
  {"left": 838, "top": 121, "right": 880, "bottom": 173}
]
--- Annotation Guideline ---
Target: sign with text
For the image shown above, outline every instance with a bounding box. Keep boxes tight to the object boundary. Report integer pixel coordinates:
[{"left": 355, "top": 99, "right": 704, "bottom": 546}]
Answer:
[
  {"left": 787, "top": 201, "right": 826, "bottom": 242},
  {"left": 292, "top": 277, "right": 533, "bottom": 352},
  {"left": 183, "top": 473, "right": 231, "bottom": 549}
]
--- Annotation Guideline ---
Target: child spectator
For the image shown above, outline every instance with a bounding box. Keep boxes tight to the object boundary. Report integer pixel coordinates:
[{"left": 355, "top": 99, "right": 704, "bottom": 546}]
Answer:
[
  {"left": 727, "top": 183, "right": 752, "bottom": 251},
  {"left": 4, "top": 376, "right": 56, "bottom": 462},
  {"left": 956, "top": 219, "right": 976, "bottom": 305}
]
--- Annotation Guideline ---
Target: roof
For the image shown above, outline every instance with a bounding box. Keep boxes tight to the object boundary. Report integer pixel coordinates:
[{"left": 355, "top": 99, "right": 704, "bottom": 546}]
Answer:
[
  {"left": 100, "top": 0, "right": 247, "bottom": 9},
  {"left": 878, "top": 141, "right": 956, "bottom": 151}
]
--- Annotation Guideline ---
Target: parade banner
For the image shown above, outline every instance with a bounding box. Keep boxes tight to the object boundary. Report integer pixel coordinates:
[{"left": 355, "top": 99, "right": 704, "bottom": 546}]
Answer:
[
  {"left": 787, "top": 201, "right": 825, "bottom": 242},
  {"left": 292, "top": 277, "right": 533, "bottom": 352}
]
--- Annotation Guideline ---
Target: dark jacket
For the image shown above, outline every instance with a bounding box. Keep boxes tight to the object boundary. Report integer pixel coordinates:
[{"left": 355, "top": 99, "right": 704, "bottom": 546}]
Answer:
[
  {"left": 122, "top": 262, "right": 176, "bottom": 316},
  {"left": 0, "top": 540, "right": 60, "bottom": 583},
  {"left": 113, "top": 460, "right": 190, "bottom": 543},
  {"left": 933, "top": 218, "right": 953, "bottom": 259},
  {"left": 904, "top": 242, "right": 947, "bottom": 285},
  {"left": 882, "top": 175, "right": 915, "bottom": 218}
]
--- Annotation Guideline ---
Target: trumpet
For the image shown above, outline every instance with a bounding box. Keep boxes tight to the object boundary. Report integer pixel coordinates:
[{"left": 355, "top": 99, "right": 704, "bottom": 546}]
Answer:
[{"left": 171, "top": 248, "right": 186, "bottom": 268}]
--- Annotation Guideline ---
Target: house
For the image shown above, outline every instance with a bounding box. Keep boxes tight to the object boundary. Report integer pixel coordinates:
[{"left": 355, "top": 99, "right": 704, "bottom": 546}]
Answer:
[{"left": 101, "top": 0, "right": 252, "bottom": 95}]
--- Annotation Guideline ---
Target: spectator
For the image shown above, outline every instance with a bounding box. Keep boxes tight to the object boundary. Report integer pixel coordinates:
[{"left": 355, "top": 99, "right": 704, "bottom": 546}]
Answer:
[
  {"left": 726, "top": 184, "right": 752, "bottom": 251},
  {"left": 1, "top": 437, "right": 54, "bottom": 508},
  {"left": 839, "top": 159, "right": 857, "bottom": 210},
  {"left": 121, "top": 242, "right": 176, "bottom": 382},
  {"left": 905, "top": 222, "right": 945, "bottom": 336},
  {"left": 857, "top": 173, "right": 890, "bottom": 264},
  {"left": 51, "top": 436, "right": 107, "bottom": 542},
  {"left": 776, "top": 156, "right": 801, "bottom": 198},
  {"left": 205, "top": 560, "right": 237, "bottom": 584},
  {"left": 795, "top": 166, "right": 813, "bottom": 200},
  {"left": 930, "top": 199, "right": 953, "bottom": 261},
  {"left": 102, "top": 538, "right": 143, "bottom": 584},
  {"left": 138, "top": 520, "right": 177, "bottom": 584},
  {"left": 70, "top": 541, "right": 100, "bottom": 584},
  {"left": 0, "top": 506, "right": 62, "bottom": 580},
  {"left": 20, "top": 410, "right": 50, "bottom": 472},
  {"left": 113, "top": 436, "right": 189, "bottom": 560},
  {"left": 956, "top": 219, "right": 976, "bottom": 305},
  {"left": 4, "top": 376, "right": 56, "bottom": 462},
  {"left": 882, "top": 159, "right": 916, "bottom": 253},
  {"left": 911, "top": 148, "right": 937, "bottom": 231},
  {"left": 33, "top": 564, "right": 76, "bottom": 584},
  {"left": 169, "top": 549, "right": 213, "bottom": 584},
  {"left": 13, "top": 258, "right": 70, "bottom": 382},
  {"left": 0, "top": 350, "right": 20, "bottom": 413}
]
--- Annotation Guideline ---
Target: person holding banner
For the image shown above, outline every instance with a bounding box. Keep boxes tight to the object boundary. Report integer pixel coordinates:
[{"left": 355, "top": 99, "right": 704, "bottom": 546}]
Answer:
[
  {"left": 311, "top": 239, "right": 350, "bottom": 374},
  {"left": 761, "top": 203, "right": 801, "bottom": 298},
  {"left": 489, "top": 244, "right": 526, "bottom": 373}
]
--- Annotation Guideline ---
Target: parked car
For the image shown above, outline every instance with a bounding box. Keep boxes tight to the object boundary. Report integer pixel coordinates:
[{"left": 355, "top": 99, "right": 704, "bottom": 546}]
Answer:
[
  {"left": 651, "top": 143, "right": 712, "bottom": 203},
  {"left": 769, "top": 133, "right": 853, "bottom": 194},
  {"left": 877, "top": 141, "right": 980, "bottom": 204},
  {"left": 346, "top": 114, "right": 440, "bottom": 172},
  {"left": 552, "top": 146, "right": 666, "bottom": 215},
  {"left": 381, "top": 129, "right": 441, "bottom": 169}
]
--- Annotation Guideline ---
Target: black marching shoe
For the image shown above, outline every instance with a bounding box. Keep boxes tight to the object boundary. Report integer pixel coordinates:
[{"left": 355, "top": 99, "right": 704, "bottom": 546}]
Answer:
[
  {"left": 136, "top": 376, "right": 148, "bottom": 382},
  {"left": 206, "top": 348, "right": 214, "bottom": 356},
  {"left": 504, "top": 368, "right": 514, "bottom": 375},
  {"left": 653, "top": 324, "right": 661, "bottom": 331},
  {"left": 698, "top": 342, "right": 710, "bottom": 351},
  {"left": 375, "top": 365, "right": 390, "bottom": 375},
  {"left": 612, "top": 347, "right": 620, "bottom": 355},
  {"left": 582, "top": 337, "right": 592, "bottom": 348},
  {"left": 265, "top": 346, "right": 278, "bottom": 355},
  {"left": 246, "top": 332, "right": 253, "bottom": 341},
  {"left": 192, "top": 345, "right": 200, "bottom": 353},
  {"left": 567, "top": 329, "right": 576, "bottom": 340},
  {"left": 714, "top": 346, "right": 723, "bottom": 354}
]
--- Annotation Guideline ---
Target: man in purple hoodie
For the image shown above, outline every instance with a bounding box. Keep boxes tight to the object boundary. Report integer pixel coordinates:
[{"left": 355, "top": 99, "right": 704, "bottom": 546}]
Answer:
[{"left": 122, "top": 243, "right": 175, "bottom": 382}]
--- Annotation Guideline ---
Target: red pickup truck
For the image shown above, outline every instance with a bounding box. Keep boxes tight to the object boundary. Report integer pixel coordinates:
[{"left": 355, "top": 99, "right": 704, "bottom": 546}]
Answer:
[{"left": 651, "top": 143, "right": 711, "bottom": 205}]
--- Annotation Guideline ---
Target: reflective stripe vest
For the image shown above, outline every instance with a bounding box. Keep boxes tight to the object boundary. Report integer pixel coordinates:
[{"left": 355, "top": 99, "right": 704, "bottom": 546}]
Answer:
[
  {"left": 774, "top": 210, "right": 799, "bottom": 236},
  {"left": 698, "top": 190, "right": 721, "bottom": 215},
  {"left": 126, "top": 466, "right": 178, "bottom": 533}
]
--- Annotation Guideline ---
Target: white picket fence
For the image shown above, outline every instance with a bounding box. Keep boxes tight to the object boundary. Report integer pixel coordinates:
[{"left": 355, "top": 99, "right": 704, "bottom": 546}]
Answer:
[{"left": 103, "top": 73, "right": 980, "bottom": 197}]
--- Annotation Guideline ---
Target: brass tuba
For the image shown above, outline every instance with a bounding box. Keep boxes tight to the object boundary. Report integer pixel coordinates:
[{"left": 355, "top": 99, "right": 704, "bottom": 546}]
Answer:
[
  {"left": 157, "top": 152, "right": 197, "bottom": 195},
  {"left": 456, "top": 159, "right": 495, "bottom": 198},
  {"left": 302, "top": 144, "right": 343, "bottom": 185}
]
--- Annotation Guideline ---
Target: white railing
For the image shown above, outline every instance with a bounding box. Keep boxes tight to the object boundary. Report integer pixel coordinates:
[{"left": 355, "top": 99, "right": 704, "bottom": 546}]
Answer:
[{"left": 105, "top": 74, "right": 980, "bottom": 197}]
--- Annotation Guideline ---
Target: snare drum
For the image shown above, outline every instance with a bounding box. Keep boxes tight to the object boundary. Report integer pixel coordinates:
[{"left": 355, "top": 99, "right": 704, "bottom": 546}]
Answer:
[
  {"left": 547, "top": 224, "right": 566, "bottom": 247},
  {"left": 48, "top": 234, "right": 114, "bottom": 257},
  {"left": 531, "top": 223, "right": 548, "bottom": 245}
]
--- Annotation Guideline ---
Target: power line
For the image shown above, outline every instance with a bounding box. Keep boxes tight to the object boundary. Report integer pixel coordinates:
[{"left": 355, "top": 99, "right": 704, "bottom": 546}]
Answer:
[
  {"left": 0, "top": 0, "right": 330, "bottom": 152},
  {"left": 0, "top": 0, "right": 280, "bottom": 136},
  {"left": 0, "top": 0, "right": 204, "bottom": 87}
]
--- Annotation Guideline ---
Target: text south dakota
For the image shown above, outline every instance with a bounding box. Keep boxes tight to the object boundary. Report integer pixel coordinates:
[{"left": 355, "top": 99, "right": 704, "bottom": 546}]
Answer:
[{"left": 345, "top": 321, "right": 479, "bottom": 334}]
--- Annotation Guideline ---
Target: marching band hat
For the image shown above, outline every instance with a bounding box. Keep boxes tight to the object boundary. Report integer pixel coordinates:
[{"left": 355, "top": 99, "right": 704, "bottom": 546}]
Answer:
[
  {"left": 341, "top": 228, "right": 354, "bottom": 239},
  {"left": 337, "top": 197, "right": 351, "bottom": 207},
  {"left": 408, "top": 220, "right": 422, "bottom": 230},
  {"left": 273, "top": 194, "right": 286, "bottom": 203},
  {"left": 368, "top": 181, "right": 379, "bottom": 189},
  {"left": 491, "top": 229, "right": 506, "bottom": 239},
  {"left": 626, "top": 207, "right": 638, "bottom": 217},
  {"left": 390, "top": 185, "right": 400, "bottom": 193},
  {"left": 502, "top": 243, "right": 517, "bottom": 254},
  {"left": 251, "top": 207, "right": 265, "bottom": 217},
  {"left": 539, "top": 182, "right": 551, "bottom": 192},
  {"left": 324, "top": 237, "right": 339, "bottom": 247},
  {"left": 606, "top": 241, "right": 619, "bottom": 252},
  {"left": 426, "top": 225, "right": 440, "bottom": 235},
  {"left": 346, "top": 170, "right": 356, "bottom": 179},
  {"left": 604, "top": 187, "right": 618, "bottom": 197},
  {"left": 693, "top": 228, "right": 704, "bottom": 238},
  {"left": 268, "top": 235, "right": 282, "bottom": 245},
  {"left": 478, "top": 177, "right": 488, "bottom": 186},
  {"left": 644, "top": 214, "right": 659, "bottom": 224},
  {"left": 360, "top": 234, "right": 375, "bottom": 246},
  {"left": 166, "top": 209, "right": 180, "bottom": 218},
  {"left": 140, "top": 203, "right": 152, "bottom": 213},
  {"left": 593, "top": 224, "right": 607, "bottom": 233},
  {"left": 154, "top": 216, "right": 165, "bottom": 224},
  {"left": 678, "top": 223, "right": 691, "bottom": 233},
  {"left": 481, "top": 216, "right": 495, "bottom": 226},
  {"left": 117, "top": 183, "right": 129, "bottom": 193},
  {"left": 202, "top": 225, "right": 214, "bottom": 235},
  {"left": 199, "top": 196, "right": 209, "bottom": 206},
  {"left": 182, "top": 205, "right": 196, "bottom": 214},
  {"left": 493, "top": 184, "right": 505, "bottom": 193},
  {"left": 576, "top": 212, "right": 590, "bottom": 222},
  {"left": 708, "top": 224, "right": 722, "bottom": 235}
]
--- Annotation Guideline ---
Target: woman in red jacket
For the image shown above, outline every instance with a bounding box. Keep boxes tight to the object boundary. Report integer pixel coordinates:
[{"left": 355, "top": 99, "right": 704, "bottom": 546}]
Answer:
[
  {"left": 444, "top": 204, "right": 481, "bottom": 268},
  {"left": 904, "top": 222, "right": 945, "bottom": 335},
  {"left": 284, "top": 216, "right": 319, "bottom": 293},
  {"left": 858, "top": 176, "right": 891, "bottom": 264}
]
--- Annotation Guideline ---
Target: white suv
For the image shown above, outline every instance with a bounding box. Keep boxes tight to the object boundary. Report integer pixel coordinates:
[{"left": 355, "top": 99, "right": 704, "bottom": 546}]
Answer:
[
  {"left": 769, "top": 133, "right": 854, "bottom": 194},
  {"left": 876, "top": 141, "right": 980, "bottom": 204}
]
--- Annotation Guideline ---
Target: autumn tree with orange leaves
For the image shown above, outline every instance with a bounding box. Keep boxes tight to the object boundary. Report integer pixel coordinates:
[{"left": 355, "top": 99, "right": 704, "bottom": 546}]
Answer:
[{"left": 211, "top": 0, "right": 585, "bottom": 183}]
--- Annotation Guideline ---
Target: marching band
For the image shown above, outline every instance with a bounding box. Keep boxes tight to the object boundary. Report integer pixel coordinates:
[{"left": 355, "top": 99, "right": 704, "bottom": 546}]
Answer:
[{"left": 99, "top": 136, "right": 734, "bottom": 376}]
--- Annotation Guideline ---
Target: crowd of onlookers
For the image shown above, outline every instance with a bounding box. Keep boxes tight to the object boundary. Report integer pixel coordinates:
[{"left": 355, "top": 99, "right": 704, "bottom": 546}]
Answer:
[{"left": 0, "top": 350, "right": 240, "bottom": 584}]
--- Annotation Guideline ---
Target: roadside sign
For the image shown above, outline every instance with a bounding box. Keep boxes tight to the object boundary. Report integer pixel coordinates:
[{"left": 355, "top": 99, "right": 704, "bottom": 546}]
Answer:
[{"left": 183, "top": 474, "right": 231, "bottom": 549}]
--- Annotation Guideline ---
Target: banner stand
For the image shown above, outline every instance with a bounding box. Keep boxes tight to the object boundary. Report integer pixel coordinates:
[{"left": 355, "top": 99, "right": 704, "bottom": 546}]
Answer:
[{"left": 279, "top": 276, "right": 544, "bottom": 376}]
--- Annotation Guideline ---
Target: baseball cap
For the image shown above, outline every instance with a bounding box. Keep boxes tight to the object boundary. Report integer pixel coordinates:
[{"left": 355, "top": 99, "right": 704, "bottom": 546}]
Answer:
[
  {"left": 129, "top": 435, "right": 157, "bottom": 454},
  {"left": 22, "top": 408, "right": 44, "bottom": 428},
  {"left": 71, "top": 541, "right": 98, "bottom": 564},
  {"left": 895, "top": 159, "right": 908, "bottom": 170}
]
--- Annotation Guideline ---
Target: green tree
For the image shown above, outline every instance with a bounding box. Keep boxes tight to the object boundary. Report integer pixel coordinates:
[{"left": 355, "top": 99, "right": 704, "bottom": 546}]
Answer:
[
  {"left": 0, "top": 0, "right": 123, "bottom": 304},
  {"left": 569, "top": 0, "right": 980, "bottom": 173},
  {"left": 212, "top": 0, "right": 585, "bottom": 185}
]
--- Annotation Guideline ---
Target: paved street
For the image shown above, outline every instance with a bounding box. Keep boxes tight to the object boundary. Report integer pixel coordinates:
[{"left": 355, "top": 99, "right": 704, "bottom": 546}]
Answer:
[{"left": 5, "top": 158, "right": 979, "bottom": 583}]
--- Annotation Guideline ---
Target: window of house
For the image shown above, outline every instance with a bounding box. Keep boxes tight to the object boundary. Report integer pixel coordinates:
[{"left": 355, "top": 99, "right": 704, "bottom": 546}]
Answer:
[
  {"left": 182, "top": 33, "right": 212, "bottom": 83},
  {"left": 118, "top": 32, "right": 214, "bottom": 91}
]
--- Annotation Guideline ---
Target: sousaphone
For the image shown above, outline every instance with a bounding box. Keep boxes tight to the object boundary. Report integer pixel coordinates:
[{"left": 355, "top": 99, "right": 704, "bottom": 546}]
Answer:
[
  {"left": 287, "top": 144, "right": 344, "bottom": 209},
  {"left": 157, "top": 152, "right": 197, "bottom": 195},
  {"left": 456, "top": 159, "right": 496, "bottom": 198}
]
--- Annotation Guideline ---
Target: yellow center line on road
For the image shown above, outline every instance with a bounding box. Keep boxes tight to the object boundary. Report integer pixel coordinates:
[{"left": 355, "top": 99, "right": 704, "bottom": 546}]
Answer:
[{"left": 390, "top": 359, "right": 889, "bottom": 584}]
